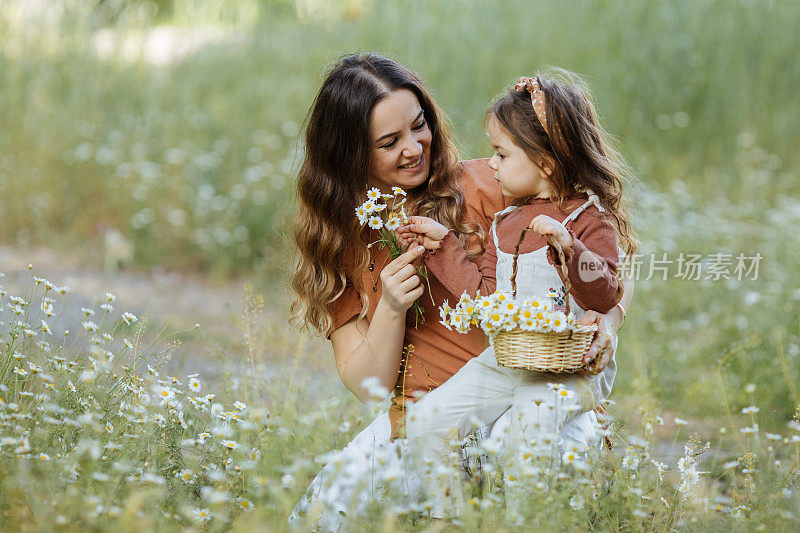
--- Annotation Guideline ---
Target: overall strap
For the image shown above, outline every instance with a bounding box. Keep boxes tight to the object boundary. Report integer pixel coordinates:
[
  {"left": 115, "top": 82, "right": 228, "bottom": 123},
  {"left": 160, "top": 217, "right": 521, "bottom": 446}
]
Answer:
[
  {"left": 562, "top": 190, "right": 606, "bottom": 228},
  {"left": 491, "top": 206, "right": 519, "bottom": 249}
]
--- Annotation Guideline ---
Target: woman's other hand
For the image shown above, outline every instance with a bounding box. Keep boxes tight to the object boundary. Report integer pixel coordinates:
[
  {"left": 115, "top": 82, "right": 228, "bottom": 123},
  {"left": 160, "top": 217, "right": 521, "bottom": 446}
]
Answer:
[
  {"left": 578, "top": 310, "right": 618, "bottom": 375},
  {"left": 397, "top": 216, "right": 449, "bottom": 251},
  {"left": 379, "top": 245, "right": 426, "bottom": 313}
]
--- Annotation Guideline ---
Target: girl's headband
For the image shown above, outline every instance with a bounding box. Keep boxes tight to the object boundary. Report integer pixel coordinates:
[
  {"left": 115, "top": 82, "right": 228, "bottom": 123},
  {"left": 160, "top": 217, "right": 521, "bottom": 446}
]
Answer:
[{"left": 514, "top": 76, "right": 548, "bottom": 134}]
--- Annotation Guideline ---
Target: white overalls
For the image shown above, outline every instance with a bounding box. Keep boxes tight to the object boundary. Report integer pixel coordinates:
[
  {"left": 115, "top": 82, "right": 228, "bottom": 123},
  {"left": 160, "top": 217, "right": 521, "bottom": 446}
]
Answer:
[{"left": 406, "top": 196, "right": 617, "bottom": 516}]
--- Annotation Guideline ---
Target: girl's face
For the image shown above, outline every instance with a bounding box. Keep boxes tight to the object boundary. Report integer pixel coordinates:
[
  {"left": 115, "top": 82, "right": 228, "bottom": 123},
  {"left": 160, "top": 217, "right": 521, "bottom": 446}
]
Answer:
[
  {"left": 487, "top": 115, "right": 552, "bottom": 199},
  {"left": 367, "top": 89, "right": 432, "bottom": 193}
]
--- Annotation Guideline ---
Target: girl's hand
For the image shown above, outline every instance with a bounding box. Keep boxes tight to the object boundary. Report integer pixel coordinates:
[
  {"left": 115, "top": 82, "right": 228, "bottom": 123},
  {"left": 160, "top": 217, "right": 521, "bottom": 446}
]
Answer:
[
  {"left": 379, "top": 245, "right": 426, "bottom": 313},
  {"left": 397, "top": 216, "right": 449, "bottom": 251},
  {"left": 577, "top": 310, "right": 618, "bottom": 375},
  {"left": 529, "top": 215, "right": 573, "bottom": 249}
]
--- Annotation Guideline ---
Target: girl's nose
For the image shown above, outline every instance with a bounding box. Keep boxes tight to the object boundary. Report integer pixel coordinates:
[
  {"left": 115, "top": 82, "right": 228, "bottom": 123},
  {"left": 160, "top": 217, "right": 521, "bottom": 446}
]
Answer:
[{"left": 488, "top": 156, "right": 499, "bottom": 171}]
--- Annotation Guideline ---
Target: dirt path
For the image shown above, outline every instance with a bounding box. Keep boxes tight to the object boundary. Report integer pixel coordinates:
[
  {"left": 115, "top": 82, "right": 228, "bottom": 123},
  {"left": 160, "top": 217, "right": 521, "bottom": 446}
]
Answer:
[{"left": 0, "top": 245, "right": 334, "bottom": 388}]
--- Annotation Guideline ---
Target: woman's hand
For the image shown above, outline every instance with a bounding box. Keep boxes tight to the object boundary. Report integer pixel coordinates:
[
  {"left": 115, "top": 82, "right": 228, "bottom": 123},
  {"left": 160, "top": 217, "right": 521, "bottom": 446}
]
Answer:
[
  {"left": 379, "top": 245, "right": 426, "bottom": 313},
  {"left": 578, "top": 310, "right": 618, "bottom": 375},
  {"left": 397, "top": 216, "right": 449, "bottom": 251},
  {"left": 529, "top": 214, "right": 573, "bottom": 249}
]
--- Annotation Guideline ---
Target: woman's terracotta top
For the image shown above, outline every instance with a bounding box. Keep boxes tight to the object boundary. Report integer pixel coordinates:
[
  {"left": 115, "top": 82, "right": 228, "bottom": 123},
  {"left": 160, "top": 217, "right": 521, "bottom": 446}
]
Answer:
[{"left": 328, "top": 159, "right": 505, "bottom": 401}]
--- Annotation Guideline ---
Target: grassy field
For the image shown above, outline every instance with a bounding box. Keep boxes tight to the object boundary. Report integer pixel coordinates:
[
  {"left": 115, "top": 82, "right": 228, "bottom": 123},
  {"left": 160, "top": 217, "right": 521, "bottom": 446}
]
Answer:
[{"left": 1, "top": 0, "right": 799, "bottom": 530}]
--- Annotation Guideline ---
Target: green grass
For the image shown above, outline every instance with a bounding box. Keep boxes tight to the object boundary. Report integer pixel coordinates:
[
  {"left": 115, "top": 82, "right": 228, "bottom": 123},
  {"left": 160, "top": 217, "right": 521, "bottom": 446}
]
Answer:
[{"left": 1, "top": 0, "right": 799, "bottom": 276}]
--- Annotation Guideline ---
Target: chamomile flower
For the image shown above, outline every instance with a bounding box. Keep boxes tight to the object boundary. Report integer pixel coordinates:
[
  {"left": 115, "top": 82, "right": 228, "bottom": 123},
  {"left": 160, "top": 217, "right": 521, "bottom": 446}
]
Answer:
[
  {"left": 152, "top": 385, "right": 175, "bottom": 405},
  {"left": 105, "top": 293, "right": 116, "bottom": 302},
  {"left": 176, "top": 469, "right": 195, "bottom": 483},
  {"left": 106, "top": 422, "right": 114, "bottom": 433},
  {"left": 234, "top": 401, "right": 247, "bottom": 411},
  {"left": 384, "top": 215, "right": 401, "bottom": 231},
  {"left": 500, "top": 301, "right": 518, "bottom": 316},
  {"left": 81, "top": 307, "right": 95, "bottom": 317},
  {"left": 82, "top": 321, "right": 98, "bottom": 333},
  {"left": 188, "top": 377, "right": 201, "bottom": 392},
  {"left": 368, "top": 216, "right": 383, "bottom": 230},
  {"left": 355, "top": 205, "right": 369, "bottom": 225},
  {"left": 100, "top": 303, "right": 113, "bottom": 313},
  {"left": 221, "top": 439, "right": 239, "bottom": 450},
  {"left": 552, "top": 313, "right": 568, "bottom": 333},
  {"left": 121, "top": 312, "right": 137, "bottom": 325},
  {"left": 391, "top": 186, "right": 407, "bottom": 197},
  {"left": 192, "top": 508, "right": 211, "bottom": 522},
  {"left": 366, "top": 187, "right": 382, "bottom": 201},
  {"left": 236, "top": 498, "right": 255, "bottom": 511},
  {"left": 362, "top": 199, "right": 376, "bottom": 213}
]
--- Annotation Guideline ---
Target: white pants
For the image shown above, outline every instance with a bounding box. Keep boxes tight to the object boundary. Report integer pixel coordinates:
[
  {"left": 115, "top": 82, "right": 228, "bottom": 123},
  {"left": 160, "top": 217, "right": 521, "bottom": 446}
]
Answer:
[
  {"left": 405, "top": 347, "right": 607, "bottom": 516},
  {"left": 289, "top": 396, "right": 600, "bottom": 530}
]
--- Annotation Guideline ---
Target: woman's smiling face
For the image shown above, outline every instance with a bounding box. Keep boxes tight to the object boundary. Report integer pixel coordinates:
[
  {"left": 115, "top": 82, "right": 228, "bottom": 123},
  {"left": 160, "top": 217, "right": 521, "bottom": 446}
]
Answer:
[{"left": 367, "top": 89, "right": 432, "bottom": 193}]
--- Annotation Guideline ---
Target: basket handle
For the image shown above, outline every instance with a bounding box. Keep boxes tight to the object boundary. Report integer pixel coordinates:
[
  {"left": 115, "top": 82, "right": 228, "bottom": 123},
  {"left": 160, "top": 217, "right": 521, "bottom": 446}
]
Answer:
[
  {"left": 546, "top": 235, "right": 571, "bottom": 317},
  {"left": 510, "top": 228, "right": 571, "bottom": 316}
]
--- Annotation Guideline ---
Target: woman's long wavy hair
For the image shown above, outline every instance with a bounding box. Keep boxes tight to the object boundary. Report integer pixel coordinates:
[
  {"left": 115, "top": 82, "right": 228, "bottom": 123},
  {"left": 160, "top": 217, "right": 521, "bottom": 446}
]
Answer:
[
  {"left": 291, "top": 53, "right": 482, "bottom": 336},
  {"left": 489, "top": 68, "right": 637, "bottom": 253}
]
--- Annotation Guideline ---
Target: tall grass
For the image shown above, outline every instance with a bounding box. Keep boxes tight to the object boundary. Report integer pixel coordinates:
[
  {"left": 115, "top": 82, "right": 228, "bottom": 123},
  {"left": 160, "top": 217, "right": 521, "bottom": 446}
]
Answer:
[
  {"left": 1, "top": 0, "right": 798, "bottom": 276},
  {"left": 0, "top": 270, "right": 798, "bottom": 530}
]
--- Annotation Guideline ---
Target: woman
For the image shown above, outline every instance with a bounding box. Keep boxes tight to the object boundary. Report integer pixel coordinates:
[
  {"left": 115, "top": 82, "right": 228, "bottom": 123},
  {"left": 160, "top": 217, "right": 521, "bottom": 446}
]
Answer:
[{"left": 289, "top": 53, "right": 630, "bottom": 528}]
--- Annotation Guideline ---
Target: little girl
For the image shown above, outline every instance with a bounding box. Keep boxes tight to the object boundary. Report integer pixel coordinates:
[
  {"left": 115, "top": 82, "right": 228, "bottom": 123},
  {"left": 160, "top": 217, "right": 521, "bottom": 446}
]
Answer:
[{"left": 398, "top": 70, "right": 635, "bottom": 516}]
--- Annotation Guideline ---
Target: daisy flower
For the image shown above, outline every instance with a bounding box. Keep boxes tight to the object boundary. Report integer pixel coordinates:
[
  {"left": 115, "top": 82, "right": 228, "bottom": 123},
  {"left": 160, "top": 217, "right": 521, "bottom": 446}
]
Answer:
[
  {"left": 362, "top": 199, "right": 376, "bottom": 213},
  {"left": 488, "top": 311, "right": 504, "bottom": 328},
  {"left": 82, "top": 321, "right": 98, "bottom": 333},
  {"left": 367, "top": 216, "right": 383, "bottom": 230},
  {"left": 188, "top": 377, "right": 201, "bottom": 392},
  {"left": 121, "top": 312, "right": 137, "bottom": 325},
  {"left": 366, "top": 187, "right": 382, "bottom": 201},
  {"left": 552, "top": 313, "right": 568, "bottom": 333},
  {"left": 501, "top": 301, "right": 518, "bottom": 316},
  {"left": 192, "top": 508, "right": 211, "bottom": 522},
  {"left": 236, "top": 498, "right": 255, "bottom": 511},
  {"left": 105, "top": 292, "right": 116, "bottom": 302},
  {"left": 384, "top": 215, "right": 401, "bottom": 231},
  {"left": 176, "top": 469, "right": 195, "bottom": 483},
  {"left": 234, "top": 401, "right": 247, "bottom": 411},
  {"left": 391, "top": 186, "right": 407, "bottom": 197},
  {"left": 221, "top": 440, "right": 239, "bottom": 450},
  {"left": 355, "top": 205, "right": 369, "bottom": 225},
  {"left": 152, "top": 385, "right": 175, "bottom": 405}
]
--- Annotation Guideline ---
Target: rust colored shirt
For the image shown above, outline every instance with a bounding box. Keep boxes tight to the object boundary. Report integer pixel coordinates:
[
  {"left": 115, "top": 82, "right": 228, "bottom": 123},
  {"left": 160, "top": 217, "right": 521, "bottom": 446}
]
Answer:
[
  {"left": 423, "top": 196, "right": 624, "bottom": 314},
  {"left": 328, "top": 159, "right": 506, "bottom": 436}
]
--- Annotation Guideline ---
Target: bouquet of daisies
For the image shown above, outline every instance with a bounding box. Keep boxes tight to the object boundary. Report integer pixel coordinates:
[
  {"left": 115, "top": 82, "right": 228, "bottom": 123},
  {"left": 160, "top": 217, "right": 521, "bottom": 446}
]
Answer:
[
  {"left": 439, "top": 291, "right": 581, "bottom": 336},
  {"left": 356, "top": 186, "right": 433, "bottom": 327}
]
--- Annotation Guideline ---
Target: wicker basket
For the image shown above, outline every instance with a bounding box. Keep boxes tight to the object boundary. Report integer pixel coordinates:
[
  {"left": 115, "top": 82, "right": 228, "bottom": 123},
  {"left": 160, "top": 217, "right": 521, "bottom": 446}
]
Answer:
[{"left": 492, "top": 228, "right": 597, "bottom": 373}]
